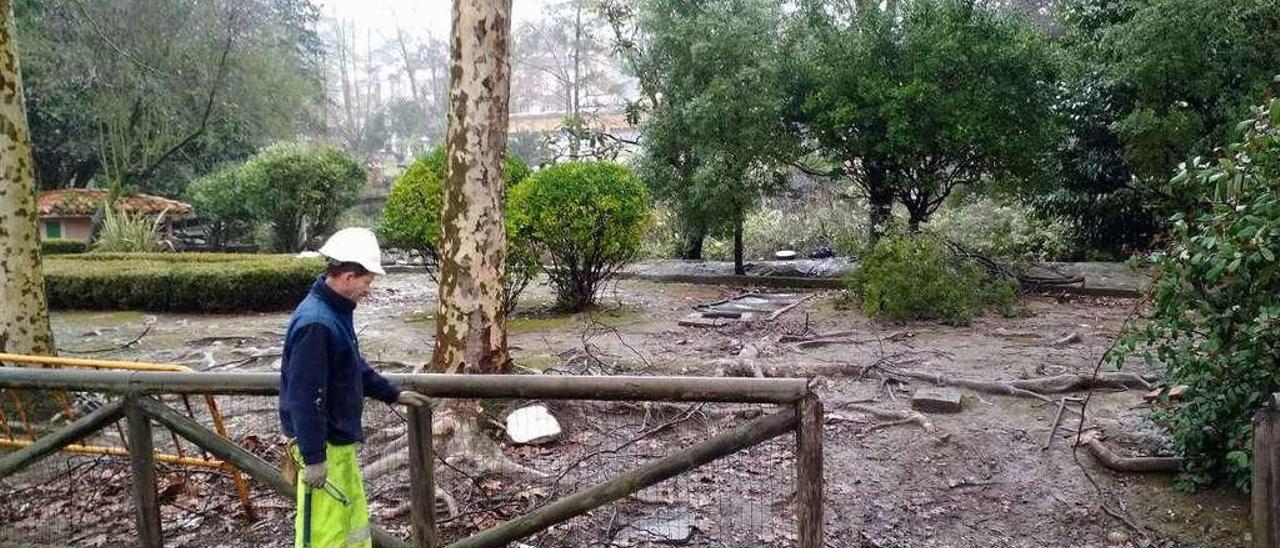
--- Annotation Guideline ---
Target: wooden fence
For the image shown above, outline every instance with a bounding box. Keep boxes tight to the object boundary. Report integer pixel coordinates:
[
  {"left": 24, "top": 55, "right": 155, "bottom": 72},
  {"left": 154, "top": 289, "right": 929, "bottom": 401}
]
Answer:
[
  {"left": 0, "top": 365, "right": 823, "bottom": 548},
  {"left": 1255, "top": 393, "right": 1280, "bottom": 548}
]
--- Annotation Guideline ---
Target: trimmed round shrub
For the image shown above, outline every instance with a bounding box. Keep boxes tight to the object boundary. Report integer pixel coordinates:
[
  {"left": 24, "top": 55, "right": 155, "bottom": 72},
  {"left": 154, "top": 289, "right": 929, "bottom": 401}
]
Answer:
[
  {"left": 377, "top": 148, "right": 536, "bottom": 312},
  {"left": 241, "top": 141, "right": 366, "bottom": 252},
  {"left": 44, "top": 253, "right": 325, "bottom": 312},
  {"left": 185, "top": 166, "right": 261, "bottom": 248},
  {"left": 846, "top": 234, "right": 1016, "bottom": 326},
  {"left": 510, "top": 161, "right": 650, "bottom": 311},
  {"left": 41, "top": 239, "right": 88, "bottom": 255}
]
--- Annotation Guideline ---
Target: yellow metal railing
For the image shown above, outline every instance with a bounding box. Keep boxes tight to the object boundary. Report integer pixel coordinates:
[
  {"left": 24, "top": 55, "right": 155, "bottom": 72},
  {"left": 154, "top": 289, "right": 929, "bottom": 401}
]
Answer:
[{"left": 0, "top": 352, "right": 254, "bottom": 518}]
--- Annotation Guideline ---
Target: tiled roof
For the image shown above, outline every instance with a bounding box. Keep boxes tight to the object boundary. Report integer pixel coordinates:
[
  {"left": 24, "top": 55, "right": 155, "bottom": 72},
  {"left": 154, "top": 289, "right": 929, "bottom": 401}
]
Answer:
[{"left": 36, "top": 189, "right": 192, "bottom": 217}]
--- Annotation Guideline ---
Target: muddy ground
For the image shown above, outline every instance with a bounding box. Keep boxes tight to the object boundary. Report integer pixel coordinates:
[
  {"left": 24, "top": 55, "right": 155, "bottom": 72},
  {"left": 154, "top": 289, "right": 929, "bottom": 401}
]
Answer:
[{"left": 0, "top": 273, "right": 1251, "bottom": 547}]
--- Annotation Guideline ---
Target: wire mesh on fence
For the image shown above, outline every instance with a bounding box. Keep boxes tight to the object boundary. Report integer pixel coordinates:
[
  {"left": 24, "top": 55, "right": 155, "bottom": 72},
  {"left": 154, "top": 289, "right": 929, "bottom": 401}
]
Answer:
[{"left": 1, "top": 388, "right": 805, "bottom": 547}]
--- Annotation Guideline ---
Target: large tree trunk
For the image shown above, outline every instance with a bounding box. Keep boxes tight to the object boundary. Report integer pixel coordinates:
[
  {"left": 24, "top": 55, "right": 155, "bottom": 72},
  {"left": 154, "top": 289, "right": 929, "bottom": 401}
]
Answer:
[
  {"left": 865, "top": 164, "right": 893, "bottom": 245},
  {"left": 0, "top": 0, "right": 55, "bottom": 357},
  {"left": 428, "top": 0, "right": 538, "bottom": 480},
  {"left": 680, "top": 223, "right": 706, "bottom": 260},
  {"left": 733, "top": 214, "right": 745, "bottom": 275},
  {"left": 434, "top": 0, "right": 513, "bottom": 377}
]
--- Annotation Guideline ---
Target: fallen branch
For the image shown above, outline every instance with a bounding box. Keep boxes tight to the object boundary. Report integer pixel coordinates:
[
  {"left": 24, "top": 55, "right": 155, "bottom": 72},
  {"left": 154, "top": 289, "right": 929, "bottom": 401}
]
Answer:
[
  {"left": 550, "top": 404, "right": 704, "bottom": 495},
  {"left": 1010, "top": 373, "right": 1152, "bottom": 393},
  {"left": 885, "top": 368, "right": 1152, "bottom": 402},
  {"left": 886, "top": 369, "right": 1055, "bottom": 403},
  {"left": 1082, "top": 438, "right": 1180, "bottom": 473},
  {"left": 829, "top": 404, "right": 933, "bottom": 433},
  {"left": 779, "top": 330, "right": 856, "bottom": 344},
  {"left": 58, "top": 325, "right": 153, "bottom": 354},
  {"left": 1050, "top": 332, "right": 1083, "bottom": 347},
  {"left": 791, "top": 330, "right": 911, "bottom": 350}
]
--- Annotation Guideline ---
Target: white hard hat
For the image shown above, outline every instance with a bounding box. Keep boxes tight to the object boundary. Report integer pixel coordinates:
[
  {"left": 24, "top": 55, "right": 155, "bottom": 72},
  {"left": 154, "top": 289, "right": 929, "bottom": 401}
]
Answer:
[{"left": 318, "top": 227, "right": 386, "bottom": 275}]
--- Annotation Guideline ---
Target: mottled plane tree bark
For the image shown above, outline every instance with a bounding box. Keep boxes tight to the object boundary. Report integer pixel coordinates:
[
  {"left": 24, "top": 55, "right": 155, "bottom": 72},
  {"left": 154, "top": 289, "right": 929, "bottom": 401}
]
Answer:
[
  {"left": 430, "top": 0, "right": 539, "bottom": 477},
  {"left": 0, "top": 0, "right": 54, "bottom": 357}
]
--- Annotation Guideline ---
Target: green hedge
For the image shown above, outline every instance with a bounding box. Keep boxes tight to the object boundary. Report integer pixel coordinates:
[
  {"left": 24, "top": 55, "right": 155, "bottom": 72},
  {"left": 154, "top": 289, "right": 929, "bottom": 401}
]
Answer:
[
  {"left": 41, "top": 239, "right": 88, "bottom": 255},
  {"left": 44, "top": 253, "right": 326, "bottom": 312}
]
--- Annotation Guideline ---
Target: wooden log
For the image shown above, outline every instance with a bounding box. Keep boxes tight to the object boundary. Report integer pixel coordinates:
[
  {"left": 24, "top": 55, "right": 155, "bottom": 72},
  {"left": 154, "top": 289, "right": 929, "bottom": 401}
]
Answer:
[
  {"left": 408, "top": 404, "right": 437, "bottom": 548},
  {"left": 1254, "top": 394, "right": 1280, "bottom": 548},
  {"left": 446, "top": 408, "right": 799, "bottom": 548},
  {"left": 0, "top": 367, "right": 809, "bottom": 403},
  {"left": 126, "top": 399, "right": 163, "bottom": 547},
  {"left": 0, "top": 399, "right": 124, "bottom": 479},
  {"left": 796, "top": 396, "right": 824, "bottom": 548},
  {"left": 134, "top": 397, "right": 410, "bottom": 548}
]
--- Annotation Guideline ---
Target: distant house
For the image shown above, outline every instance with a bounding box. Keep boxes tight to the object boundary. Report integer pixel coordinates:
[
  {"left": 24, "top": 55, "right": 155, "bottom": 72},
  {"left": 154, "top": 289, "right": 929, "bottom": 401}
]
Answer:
[{"left": 36, "top": 189, "right": 193, "bottom": 241}]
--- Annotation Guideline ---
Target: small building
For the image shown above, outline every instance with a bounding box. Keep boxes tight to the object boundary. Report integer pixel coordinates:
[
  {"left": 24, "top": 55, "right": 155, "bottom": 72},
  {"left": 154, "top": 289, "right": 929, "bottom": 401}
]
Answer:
[{"left": 36, "top": 189, "right": 193, "bottom": 241}]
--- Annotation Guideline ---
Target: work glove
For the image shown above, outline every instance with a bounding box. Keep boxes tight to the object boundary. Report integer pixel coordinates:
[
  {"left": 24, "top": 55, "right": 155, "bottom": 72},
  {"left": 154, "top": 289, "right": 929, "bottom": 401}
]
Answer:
[
  {"left": 303, "top": 462, "right": 327, "bottom": 488},
  {"left": 396, "top": 390, "right": 430, "bottom": 407}
]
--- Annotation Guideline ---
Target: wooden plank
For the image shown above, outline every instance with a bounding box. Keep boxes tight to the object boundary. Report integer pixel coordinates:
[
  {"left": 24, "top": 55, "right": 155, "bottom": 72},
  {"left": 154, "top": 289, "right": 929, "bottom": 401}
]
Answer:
[
  {"left": 0, "top": 399, "right": 124, "bottom": 479},
  {"left": 447, "top": 408, "right": 798, "bottom": 548},
  {"left": 126, "top": 399, "right": 163, "bottom": 548},
  {"left": 796, "top": 395, "right": 824, "bottom": 548},
  {"left": 1254, "top": 395, "right": 1280, "bottom": 548},
  {"left": 407, "top": 404, "right": 437, "bottom": 548},
  {"left": 135, "top": 397, "right": 411, "bottom": 548},
  {"left": 0, "top": 367, "right": 810, "bottom": 404}
]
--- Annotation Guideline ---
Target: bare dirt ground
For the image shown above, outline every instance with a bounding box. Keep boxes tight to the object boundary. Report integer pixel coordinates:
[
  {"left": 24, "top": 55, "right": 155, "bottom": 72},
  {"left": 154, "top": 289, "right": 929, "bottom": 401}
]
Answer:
[{"left": 0, "top": 273, "right": 1251, "bottom": 547}]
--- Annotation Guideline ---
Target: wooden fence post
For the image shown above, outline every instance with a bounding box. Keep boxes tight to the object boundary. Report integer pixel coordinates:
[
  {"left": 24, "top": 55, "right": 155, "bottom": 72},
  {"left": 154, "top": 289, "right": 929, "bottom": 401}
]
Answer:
[
  {"left": 1254, "top": 393, "right": 1280, "bottom": 548},
  {"left": 126, "top": 398, "right": 163, "bottom": 548},
  {"left": 797, "top": 394, "right": 824, "bottom": 548},
  {"left": 408, "top": 403, "right": 437, "bottom": 548}
]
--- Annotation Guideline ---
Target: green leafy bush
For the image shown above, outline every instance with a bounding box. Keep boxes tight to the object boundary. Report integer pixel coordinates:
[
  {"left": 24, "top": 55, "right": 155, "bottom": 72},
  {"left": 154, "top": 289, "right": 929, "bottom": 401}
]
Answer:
[
  {"left": 847, "top": 234, "right": 1016, "bottom": 326},
  {"left": 511, "top": 161, "right": 650, "bottom": 311},
  {"left": 931, "top": 197, "right": 1073, "bottom": 262},
  {"left": 241, "top": 141, "right": 365, "bottom": 252},
  {"left": 377, "top": 148, "right": 536, "bottom": 312},
  {"left": 41, "top": 239, "right": 88, "bottom": 255},
  {"left": 1110, "top": 96, "right": 1280, "bottom": 491},
  {"left": 44, "top": 253, "right": 325, "bottom": 312},
  {"left": 185, "top": 167, "right": 261, "bottom": 247},
  {"left": 93, "top": 206, "right": 169, "bottom": 253}
]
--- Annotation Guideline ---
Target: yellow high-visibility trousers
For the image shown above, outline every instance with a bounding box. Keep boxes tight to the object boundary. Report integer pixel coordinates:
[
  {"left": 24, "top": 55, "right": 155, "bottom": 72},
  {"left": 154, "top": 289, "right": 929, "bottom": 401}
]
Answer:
[{"left": 294, "top": 443, "right": 372, "bottom": 548}]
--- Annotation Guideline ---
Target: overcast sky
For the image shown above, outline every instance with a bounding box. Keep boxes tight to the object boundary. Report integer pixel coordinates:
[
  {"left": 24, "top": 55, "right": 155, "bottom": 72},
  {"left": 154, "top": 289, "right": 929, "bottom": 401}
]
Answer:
[{"left": 320, "top": 0, "right": 556, "bottom": 40}]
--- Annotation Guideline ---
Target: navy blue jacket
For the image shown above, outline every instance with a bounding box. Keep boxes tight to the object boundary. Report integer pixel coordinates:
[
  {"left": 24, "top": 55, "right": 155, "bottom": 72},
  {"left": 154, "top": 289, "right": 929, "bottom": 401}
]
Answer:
[{"left": 279, "top": 277, "right": 400, "bottom": 465}]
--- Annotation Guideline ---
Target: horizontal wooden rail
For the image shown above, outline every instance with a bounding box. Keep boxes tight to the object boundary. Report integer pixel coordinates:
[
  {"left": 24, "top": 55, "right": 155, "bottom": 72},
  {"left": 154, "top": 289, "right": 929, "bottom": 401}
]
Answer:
[
  {"left": 0, "top": 399, "right": 125, "bottom": 479},
  {"left": 0, "top": 366, "right": 810, "bottom": 403}
]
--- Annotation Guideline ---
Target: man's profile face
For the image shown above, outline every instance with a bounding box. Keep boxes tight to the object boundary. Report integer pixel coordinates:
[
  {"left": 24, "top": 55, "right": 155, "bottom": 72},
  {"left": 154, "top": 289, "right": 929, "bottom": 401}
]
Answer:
[{"left": 331, "top": 272, "right": 377, "bottom": 304}]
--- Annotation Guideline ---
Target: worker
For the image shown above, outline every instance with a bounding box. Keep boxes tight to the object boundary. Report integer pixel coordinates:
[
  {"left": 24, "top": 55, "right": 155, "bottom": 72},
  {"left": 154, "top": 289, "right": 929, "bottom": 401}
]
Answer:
[{"left": 279, "top": 227, "right": 430, "bottom": 548}]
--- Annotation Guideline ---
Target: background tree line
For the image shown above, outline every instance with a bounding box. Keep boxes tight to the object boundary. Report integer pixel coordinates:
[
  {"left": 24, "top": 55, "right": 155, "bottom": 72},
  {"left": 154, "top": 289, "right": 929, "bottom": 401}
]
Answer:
[{"left": 616, "top": 0, "right": 1280, "bottom": 267}]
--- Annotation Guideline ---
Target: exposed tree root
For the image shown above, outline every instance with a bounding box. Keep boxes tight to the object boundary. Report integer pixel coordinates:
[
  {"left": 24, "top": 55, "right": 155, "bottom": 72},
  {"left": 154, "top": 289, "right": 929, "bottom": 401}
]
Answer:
[
  {"left": 828, "top": 404, "right": 934, "bottom": 433},
  {"left": 431, "top": 401, "right": 547, "bottom": 479},
  {"left": 1081, "top": 438, "right": 1180, "bottom": 473},
  {"left": 383, "top": 486, "right": 459, "bottom": 520},
  {"left": 365, "top": 402, "right": 545, "bottom": 484}
]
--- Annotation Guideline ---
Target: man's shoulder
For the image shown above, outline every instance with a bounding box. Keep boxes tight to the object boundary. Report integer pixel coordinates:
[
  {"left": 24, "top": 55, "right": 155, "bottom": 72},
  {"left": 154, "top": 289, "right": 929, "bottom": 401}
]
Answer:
[{"left": 287, "top": 295, "right": 339, "bottom": 335}]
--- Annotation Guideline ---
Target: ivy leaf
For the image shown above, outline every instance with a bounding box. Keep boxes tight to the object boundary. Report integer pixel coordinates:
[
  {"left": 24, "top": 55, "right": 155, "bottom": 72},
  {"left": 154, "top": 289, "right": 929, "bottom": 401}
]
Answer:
[{"left": 1226, "top": 450, "right": 1249, "bottom": 470}]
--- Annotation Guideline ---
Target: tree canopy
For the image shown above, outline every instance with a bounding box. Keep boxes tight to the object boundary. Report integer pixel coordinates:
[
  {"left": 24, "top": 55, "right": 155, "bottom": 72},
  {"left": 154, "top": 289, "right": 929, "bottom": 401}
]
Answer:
[
  {"left": 13, "top": 0, "right": 324, "bottom": 195},
  {"left": 629, "top": 0, "right": 794, "bottom": 267},
  {"left": 799, "top": 0, "right": 1059, "bottom": 235}
]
